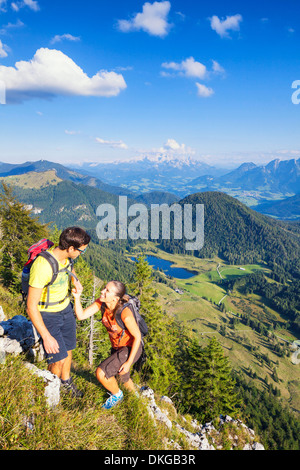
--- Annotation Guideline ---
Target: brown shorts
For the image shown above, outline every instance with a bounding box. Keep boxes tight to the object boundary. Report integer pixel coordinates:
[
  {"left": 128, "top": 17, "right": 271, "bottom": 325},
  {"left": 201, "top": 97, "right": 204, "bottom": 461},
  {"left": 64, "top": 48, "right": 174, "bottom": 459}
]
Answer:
[{"left": 99, "top": 343, "right": 143, "bottom": 384}]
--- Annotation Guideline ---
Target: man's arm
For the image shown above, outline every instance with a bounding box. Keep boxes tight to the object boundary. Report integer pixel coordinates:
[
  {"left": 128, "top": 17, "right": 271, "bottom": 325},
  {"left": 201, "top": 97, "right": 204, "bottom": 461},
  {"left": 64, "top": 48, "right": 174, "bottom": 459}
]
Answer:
[{"left": 26, "top": 286, "right": 60, "bottom": 354}]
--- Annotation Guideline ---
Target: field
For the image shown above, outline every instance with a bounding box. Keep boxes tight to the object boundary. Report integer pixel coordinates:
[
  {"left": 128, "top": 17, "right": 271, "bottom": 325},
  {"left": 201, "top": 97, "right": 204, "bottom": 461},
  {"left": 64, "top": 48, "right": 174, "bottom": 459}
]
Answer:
[{"left": 130, "top": 243, "right": 300, "bottom": 415}]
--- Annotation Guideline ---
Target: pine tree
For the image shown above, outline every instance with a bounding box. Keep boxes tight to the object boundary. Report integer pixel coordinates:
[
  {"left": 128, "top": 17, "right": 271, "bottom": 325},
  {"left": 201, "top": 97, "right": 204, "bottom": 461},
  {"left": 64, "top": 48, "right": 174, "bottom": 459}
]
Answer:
[
  {"left": 0, "top": 182, "right": 48, "bottom": 291},
  {"left": 181, "top": 336, "right": 240, "bottom": 422}
]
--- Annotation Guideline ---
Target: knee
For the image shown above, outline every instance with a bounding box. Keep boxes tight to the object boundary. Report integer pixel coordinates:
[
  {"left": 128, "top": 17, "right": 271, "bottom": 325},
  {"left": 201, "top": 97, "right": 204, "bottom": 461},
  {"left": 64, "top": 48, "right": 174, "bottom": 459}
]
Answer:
[{"left": 96, "top": 366, "right": 105, "bottom": 383}]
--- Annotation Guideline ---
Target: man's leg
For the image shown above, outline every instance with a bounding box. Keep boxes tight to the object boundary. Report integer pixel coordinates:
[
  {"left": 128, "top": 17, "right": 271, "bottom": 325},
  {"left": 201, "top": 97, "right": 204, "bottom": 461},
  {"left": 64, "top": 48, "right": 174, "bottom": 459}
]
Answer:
[
  {"left": 61, "top": 350, "right": 72, "bottom": 381},
  {"left": 48, "top": 360, "right": 64, "bottom": 378}
]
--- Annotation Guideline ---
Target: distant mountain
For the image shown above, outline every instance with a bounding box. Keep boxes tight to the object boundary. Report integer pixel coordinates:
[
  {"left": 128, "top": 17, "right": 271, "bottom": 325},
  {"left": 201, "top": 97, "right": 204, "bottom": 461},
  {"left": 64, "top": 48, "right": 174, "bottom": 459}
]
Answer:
[
  {"left": 160, "top": 191, "right": 300, "bottom": 270},
  {"left": 253, "top": 194, "right": 300, "bottom": 220},
  {"left": 70, "top": 156, "right": 227, "bottom": 196},
  {"left": 0, "top": 160, "right": 133, "bottom": 197},
  {"left": 191, "top": 159, "right": 300, "bottom": 194}
]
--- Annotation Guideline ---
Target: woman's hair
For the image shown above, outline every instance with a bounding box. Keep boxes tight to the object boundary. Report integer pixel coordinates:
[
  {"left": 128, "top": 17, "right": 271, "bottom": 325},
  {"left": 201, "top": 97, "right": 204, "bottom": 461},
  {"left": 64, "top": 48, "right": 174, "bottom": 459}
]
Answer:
[
  {"left": 59, "top": 226, "right": 91, "bottom": 250},
  {"left": 110, "top": 280, "right": 129, "bottom": 317}
]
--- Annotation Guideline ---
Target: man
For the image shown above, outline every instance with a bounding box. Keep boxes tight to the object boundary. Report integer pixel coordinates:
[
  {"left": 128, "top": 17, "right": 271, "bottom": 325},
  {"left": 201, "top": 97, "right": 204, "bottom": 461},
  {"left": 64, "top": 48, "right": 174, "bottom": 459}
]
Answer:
[{"left": 27, "top": 226, "right": 91, "bottom": 397}]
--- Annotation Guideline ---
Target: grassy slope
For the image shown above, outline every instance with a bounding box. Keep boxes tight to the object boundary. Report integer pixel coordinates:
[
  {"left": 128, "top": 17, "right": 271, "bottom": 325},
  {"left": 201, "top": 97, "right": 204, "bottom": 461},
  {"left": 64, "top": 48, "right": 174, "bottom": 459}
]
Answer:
[{"left": 0, "top": 170, "right": 63, "bottom": 189}]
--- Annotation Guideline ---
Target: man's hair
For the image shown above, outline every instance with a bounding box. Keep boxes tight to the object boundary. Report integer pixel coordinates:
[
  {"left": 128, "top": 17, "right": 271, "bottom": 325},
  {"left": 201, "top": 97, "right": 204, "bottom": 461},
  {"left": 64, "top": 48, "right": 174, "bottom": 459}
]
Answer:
[{"left": 59, "top": 226, "right": 91, "bottom": 250}]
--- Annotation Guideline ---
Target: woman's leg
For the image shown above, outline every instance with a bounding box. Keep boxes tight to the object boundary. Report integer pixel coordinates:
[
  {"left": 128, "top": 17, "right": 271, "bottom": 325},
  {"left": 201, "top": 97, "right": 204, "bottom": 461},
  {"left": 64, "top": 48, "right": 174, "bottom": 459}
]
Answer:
[
  {"left": 96, "top": 366, "right": 120, "bottom": 395},
  {"left": 122, "top": 378, "right": 135, "bottom": 392}
]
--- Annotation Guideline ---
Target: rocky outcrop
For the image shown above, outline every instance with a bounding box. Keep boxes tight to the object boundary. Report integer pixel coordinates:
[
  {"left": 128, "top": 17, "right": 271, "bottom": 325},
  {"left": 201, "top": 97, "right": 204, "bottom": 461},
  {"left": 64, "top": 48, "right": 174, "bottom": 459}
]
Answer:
[
  {"left": 139, "top": 386, "right": 265, "bottom": 451},
  {"left": 25, "top": 363, "right": 61, "bottom": 409}
]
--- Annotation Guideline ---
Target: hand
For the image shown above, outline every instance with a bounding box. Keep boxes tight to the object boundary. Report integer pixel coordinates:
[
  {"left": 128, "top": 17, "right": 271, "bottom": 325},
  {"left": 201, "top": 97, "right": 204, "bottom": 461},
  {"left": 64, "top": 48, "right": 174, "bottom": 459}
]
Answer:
[
  {"left": 72, "top": 287, "right": 82, "bottom": 299},
  {"left": 43, "top": 334, "right": 60, "bottom": 355},
  {"left": 72, "top": 278, "right": 83, "bottom": 295},
  {"left": 118, "top": 361, "right": 131, "bottom": 376}
]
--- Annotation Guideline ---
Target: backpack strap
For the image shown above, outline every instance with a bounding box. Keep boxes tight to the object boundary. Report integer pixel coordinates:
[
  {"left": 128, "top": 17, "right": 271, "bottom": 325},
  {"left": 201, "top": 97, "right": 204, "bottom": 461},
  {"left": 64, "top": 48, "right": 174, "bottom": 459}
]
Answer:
[{"left": 37, "top": 251, "right": 77, "bottom": 309}]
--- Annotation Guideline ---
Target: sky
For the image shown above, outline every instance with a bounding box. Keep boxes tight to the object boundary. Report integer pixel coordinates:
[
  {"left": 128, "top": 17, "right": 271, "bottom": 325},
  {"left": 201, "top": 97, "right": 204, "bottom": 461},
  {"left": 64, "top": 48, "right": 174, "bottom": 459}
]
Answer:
[{"left": 0, "top": 0, "right": 300, "bottom": 168}]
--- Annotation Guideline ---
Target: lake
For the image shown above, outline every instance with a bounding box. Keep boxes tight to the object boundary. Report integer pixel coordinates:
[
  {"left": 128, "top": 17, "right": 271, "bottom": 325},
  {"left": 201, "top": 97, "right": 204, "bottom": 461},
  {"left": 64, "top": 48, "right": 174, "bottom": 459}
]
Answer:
[{"left": 132, "top": 255, "right": 196, "bottom": 279}]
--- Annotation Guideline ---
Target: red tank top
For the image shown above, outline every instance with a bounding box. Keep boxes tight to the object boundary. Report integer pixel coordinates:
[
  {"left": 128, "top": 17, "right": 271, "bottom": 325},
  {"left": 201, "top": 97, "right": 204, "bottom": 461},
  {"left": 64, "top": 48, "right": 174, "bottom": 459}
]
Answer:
[{"left": 95, "top": 300, "right": 134, "bottom": 349}]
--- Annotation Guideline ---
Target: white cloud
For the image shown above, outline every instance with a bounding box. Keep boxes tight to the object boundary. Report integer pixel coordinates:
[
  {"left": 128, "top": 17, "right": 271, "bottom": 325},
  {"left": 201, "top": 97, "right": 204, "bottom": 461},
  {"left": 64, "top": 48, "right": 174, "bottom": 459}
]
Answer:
[
  {"left": 0, "top": 19, "right": 25, "bottom": 35},
  {"left": 0, "top": 39, "right": 8, "bottom": 57},
  {"left": 196, "top": 83, "right": 214, "bottom": 98},
  {"left": 11, "top": 2, "right": 19, "bottom": 11},
  {"left": 96, "top": 138, "right": 128, "bottom": 149},
  {"left": 209, "top": 14, "right": 242, "bottom": 38},
  {"left": 157, "top": 138, "right": 195, "bottom": 156},
  {"left": 0, "top": 0, "right": 7, "bottom": 12},
  {"left": 212, "top": 60, "right": 225, "bottom": 75},
  {"left": 0, "top": 48, "right": 127, "bottom": 103},
  {"left": 10, "top": 0, "right": 39, "bottom": 11},
  {"left": 50, "top": 34, "right": 81, "bottom": 45},
  {"left": 65, "top": 130, "right": 81, "bottom": 135},
  {"left": 117, "top": 1, "right": 172, "bottom": 37},
  {"left": 162, "top": 57, "right": 207, "bottom": 79},
  {"left": 23, "top": 0, "right": 39, "bottom": 10}
]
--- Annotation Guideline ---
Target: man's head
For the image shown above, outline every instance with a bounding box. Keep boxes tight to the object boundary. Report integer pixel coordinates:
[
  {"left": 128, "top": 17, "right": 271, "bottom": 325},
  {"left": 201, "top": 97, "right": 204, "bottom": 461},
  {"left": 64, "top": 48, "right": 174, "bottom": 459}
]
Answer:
[{"left": 59, "top": 227, "right": 91, "bottom": 258}]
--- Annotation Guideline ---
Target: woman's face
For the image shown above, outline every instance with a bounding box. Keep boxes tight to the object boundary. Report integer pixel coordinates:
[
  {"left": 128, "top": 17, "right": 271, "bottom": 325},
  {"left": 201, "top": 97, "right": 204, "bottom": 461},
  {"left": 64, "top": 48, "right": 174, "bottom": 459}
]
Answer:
[{"left": 99, "top": 282, "right": 119, "bottom": 304}]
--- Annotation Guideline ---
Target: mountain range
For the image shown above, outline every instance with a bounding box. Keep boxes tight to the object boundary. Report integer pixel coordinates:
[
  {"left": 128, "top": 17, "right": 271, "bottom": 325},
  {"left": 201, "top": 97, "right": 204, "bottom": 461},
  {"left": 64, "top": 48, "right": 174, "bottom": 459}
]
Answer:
[
  {"left": 0, "top": 160, "right": 133, "bottom": 197},
  {"left": 71, "top": 156, "right": 300, "bottom": 206},
  {"left": 0, "top": 157, "right": 299, "bottom": 219},
  {"left": 190, "top": 158, "right": 300, "bottom": 195}
]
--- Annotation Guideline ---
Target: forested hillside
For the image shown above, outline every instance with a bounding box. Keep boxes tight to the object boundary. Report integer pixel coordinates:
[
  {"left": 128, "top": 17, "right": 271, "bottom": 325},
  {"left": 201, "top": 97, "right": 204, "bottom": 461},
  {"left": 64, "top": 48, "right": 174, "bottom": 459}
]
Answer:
[{"left": 161, "top": 191, "right": 300, "bottom": 274}]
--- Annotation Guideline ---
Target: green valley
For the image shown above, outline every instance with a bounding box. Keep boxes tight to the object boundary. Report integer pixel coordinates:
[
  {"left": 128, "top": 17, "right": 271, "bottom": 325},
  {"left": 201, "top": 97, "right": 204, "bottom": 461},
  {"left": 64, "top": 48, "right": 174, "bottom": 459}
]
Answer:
[{"left": 126, "top": 243, "right": 300, "bottom": 415}]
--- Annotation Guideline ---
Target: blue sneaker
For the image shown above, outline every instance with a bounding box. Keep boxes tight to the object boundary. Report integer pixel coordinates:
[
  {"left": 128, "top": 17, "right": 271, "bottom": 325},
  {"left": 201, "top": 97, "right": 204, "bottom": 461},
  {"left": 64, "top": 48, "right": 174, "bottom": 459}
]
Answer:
[{"left": 102, "top": 391, "right": 124, "bottom": 410}]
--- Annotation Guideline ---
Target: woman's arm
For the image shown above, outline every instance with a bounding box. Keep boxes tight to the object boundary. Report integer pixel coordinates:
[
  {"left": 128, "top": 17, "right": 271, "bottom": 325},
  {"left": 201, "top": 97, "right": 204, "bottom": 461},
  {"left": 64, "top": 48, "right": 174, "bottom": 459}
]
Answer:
[
  {"left": 118, "top": 310, "right": 141, "bottom": 376},
  {"left": 72, "top": 291, "right": 100, "bottom": 321}
]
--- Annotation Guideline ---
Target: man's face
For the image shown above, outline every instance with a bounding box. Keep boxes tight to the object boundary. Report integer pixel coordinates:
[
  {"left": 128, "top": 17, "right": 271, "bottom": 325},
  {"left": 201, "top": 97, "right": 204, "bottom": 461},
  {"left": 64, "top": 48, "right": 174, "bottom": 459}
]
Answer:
[{"left": 67, "top": 244, "right": 88, "bottom": 259}]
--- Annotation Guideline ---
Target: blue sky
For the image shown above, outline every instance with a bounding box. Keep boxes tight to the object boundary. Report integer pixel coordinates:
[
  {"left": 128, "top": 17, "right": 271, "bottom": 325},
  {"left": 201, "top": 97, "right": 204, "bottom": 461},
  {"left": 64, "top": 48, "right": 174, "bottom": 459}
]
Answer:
[{"left": 0, "top": 0, "right": 299, "bottom": 168}]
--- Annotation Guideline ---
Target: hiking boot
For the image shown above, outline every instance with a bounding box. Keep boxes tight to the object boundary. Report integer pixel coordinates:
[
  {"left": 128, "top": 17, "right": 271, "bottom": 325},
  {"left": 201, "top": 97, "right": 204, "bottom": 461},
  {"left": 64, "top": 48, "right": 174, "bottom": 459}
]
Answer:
[
  {"left": 61, "top": 377, "right": 84, "bottom": 398},
  {"left": 102, "top": 390, "right": 123, "bottom": 410}
]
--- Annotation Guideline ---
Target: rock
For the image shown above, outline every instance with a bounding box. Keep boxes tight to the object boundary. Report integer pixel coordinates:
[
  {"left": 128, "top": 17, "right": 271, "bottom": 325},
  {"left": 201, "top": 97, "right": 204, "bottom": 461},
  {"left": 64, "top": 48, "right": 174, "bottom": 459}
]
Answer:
[
  {"left": 252, "top": 442, "right": 265, "bottom": 450},
  {"left": 150, "top": 404, "right": 173, "bottom": 430},
  {"left": 198, "top": 435, "right": 215, "bottom": 451},
  {"left": 160, "top": 396, "right": 173, "bottom": 404},
  {"left": 139, "top": 388, "right": 264, "bottom": 451},
  {"left": 0, "top": 306, "right": 6, "bottom": 321},
  {"left": 0, "top": 337, "right": 23, "bottom": 355},
  {"left": 25, "top": 363, "right": 61, "bottom": 408},
  {"left": 175, "top": 424, "right": 201, "bottom": 448}
]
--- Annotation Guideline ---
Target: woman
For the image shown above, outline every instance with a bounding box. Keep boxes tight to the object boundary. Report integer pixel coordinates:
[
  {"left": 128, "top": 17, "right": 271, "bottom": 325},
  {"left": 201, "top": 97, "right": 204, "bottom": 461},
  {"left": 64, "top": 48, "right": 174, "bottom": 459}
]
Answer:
[{"left": 72, "top": 280, "right": 142, "bottom": 410}]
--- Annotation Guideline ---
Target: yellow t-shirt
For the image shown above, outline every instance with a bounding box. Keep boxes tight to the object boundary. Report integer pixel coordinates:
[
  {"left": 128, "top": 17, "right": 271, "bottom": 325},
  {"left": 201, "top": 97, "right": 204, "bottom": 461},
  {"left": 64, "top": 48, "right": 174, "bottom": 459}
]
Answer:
[{"left": 29, "top": 246, "right": 72, "bottom": 312}]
